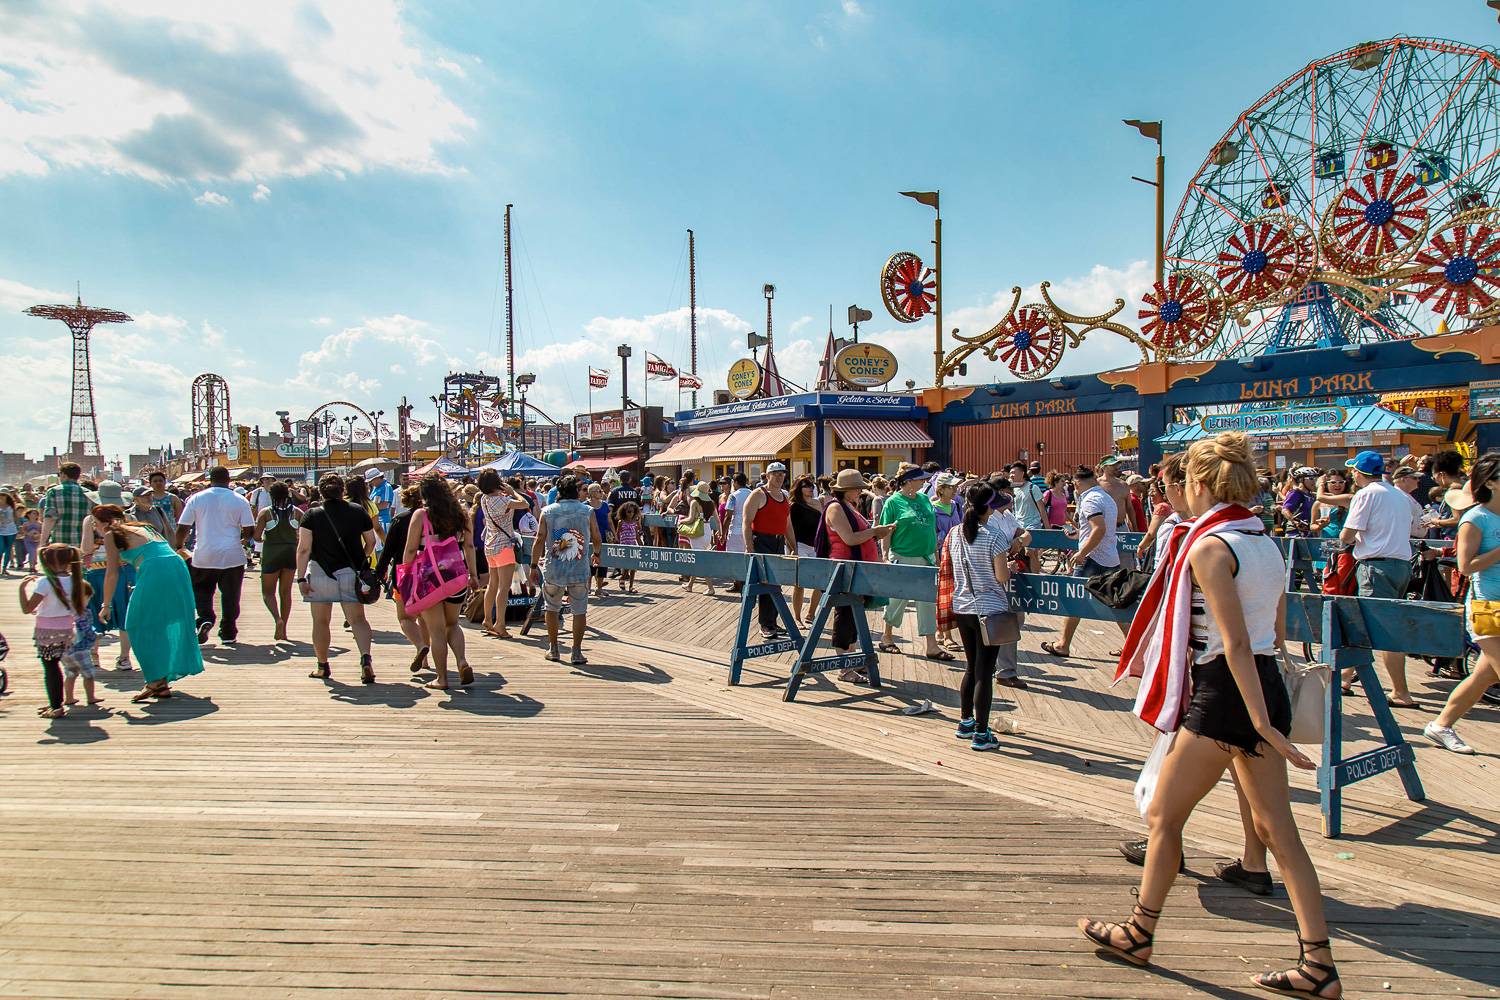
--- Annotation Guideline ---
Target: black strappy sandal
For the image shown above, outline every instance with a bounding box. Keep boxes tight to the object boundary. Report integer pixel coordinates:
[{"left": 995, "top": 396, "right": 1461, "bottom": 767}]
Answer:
[
  {"left": 1077, "top": 895, "right": 1160, "bottom": 967},
  {"left": 1252, "top": 936, "right": 1341, "bottom": 998}
]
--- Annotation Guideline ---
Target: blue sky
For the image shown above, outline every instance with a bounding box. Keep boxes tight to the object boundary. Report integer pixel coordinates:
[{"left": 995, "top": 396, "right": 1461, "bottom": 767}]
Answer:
[{"left": 0, "top": 0, "right": 1491, "bottom": 459}]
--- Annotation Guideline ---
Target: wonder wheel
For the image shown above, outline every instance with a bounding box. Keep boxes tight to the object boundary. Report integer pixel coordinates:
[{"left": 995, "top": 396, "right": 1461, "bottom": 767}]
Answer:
[{"left": 1165, "top": 37, "right": 1500, "bottom": 359}]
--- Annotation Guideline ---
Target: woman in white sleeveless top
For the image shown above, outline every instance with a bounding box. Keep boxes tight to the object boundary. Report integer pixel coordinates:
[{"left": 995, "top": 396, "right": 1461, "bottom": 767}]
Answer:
[{"left": 1079, "top": 433, "right": 1340, "bottom": 999}]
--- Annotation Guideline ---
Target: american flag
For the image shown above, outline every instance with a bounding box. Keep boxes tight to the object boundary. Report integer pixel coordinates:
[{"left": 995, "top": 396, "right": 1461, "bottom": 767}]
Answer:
[
  {"left": 588, "top": 367, "right": 609, "bottom": 388},
  {"left": 678, "top": 371, "right": 703, "bottom": 390}
]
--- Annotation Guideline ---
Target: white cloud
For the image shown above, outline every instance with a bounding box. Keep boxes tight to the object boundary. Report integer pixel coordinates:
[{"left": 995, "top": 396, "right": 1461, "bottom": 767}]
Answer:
[
  {"left": 193, "top": 190, "right": 229, "bottom": 207},
  {"left": 0, "top": 276, "right": 69, "bottom": 312},
  {"left": 0, "top": 1, "right": 473, "bottom": 184},
  {"left": 311, "top": 316, "right": 333, "bottom": 326},
  {"left": 251, "top": 183, "right": 271, "bottom": 202},
  {"left": 841, "top": 0, "right": 866, "bottom": 18},
  {"left": 434, "top": 57, "right": 465, "bottom": 77}
]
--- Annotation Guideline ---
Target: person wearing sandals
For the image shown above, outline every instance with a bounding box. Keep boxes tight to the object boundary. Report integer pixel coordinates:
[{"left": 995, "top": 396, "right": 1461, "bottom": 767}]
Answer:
[
  {"left": 91, "top": 505, "right": 204, "bottom": 704},
  {"left": 375, "top": 485, "right": 431, "bottom": 677},
  {"left": 528, "top": 475, "right": 602, "bottom": 666},
  {"left": 296, "top": 474, "right": 378, "bottom": 684},
  {"left": 1116, "top": 451, "right": 1278, "bottom": 898},
  {"left": 1041, "top": 464, "right": 1127, "bottom": 659},
  {"left": 877, "top": 467, "right": 950, "bottom": 660},
  {"left": 819, "top": 469, "right": 895, "bottom": 684},
  {"left": 401, "top": 476, "right": 479, "bottom": 690},
  {"left": 946, "top": 482, "right": 1018, "bottom": 752},
  {"left": 252, "top": 482, "right": 299, "bottom": 642},
  {"left": 476, "top": 469, "right": 529, "bottom": 639},
  {"left": 1079, "top": 432, "right": 1340, "bottom": 999}
]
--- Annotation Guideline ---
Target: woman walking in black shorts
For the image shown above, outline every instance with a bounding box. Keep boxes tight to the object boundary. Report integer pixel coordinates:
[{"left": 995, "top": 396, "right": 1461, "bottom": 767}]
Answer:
[{"left": 1078, "top": 432, "right": 1340, "bottom": 999}]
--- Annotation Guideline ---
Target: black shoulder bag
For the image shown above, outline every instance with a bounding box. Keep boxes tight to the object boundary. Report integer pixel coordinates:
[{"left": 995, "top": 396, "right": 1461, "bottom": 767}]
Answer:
[{"left": 333, "top": 505, "right": 381, "bottom": 604}]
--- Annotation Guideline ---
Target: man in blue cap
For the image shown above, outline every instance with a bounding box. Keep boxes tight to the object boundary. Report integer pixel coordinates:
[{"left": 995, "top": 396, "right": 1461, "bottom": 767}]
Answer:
[{"left": 1341, "top": 450, "right": 1426, "bottom": 708}]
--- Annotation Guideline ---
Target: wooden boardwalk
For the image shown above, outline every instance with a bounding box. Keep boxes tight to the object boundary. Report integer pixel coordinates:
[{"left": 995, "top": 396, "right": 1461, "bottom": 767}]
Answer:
[{"left": 0, "top": 570, "right": 1497, "bottom": 998}]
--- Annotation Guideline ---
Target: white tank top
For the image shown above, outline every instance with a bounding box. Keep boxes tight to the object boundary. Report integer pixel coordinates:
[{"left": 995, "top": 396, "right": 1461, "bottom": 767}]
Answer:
[{"left": 1189, "top": 530, "right": 1285, "bottom": 663}]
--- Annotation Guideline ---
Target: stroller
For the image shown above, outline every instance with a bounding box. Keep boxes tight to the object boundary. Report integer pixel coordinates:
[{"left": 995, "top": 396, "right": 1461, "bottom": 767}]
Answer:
[{"left": 0, "top": 630, "right": 9, "bottom": 696}]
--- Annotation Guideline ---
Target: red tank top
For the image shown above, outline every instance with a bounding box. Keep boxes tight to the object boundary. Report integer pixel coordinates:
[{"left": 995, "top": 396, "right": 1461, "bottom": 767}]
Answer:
[
  {"left": 826, "top": 502, "right": 878, "bottom": 561},
  {"left": 751, "top": 488, "right": 789, "bottom": 536}
]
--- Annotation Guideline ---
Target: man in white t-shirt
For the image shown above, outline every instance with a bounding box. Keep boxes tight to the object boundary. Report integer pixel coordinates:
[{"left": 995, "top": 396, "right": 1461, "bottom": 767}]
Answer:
[
  {"left": 1341, "top": 451, "right": 1425, "bottom": 707},
  {"left": 1041, "top": 466, "right": 1125, "bottom": 659},
  {"left": 176, "top": 465, "right": 255, "bottom": 644},
  {"left": 723, "top": 473, "right": 753, "bottom": 553}
]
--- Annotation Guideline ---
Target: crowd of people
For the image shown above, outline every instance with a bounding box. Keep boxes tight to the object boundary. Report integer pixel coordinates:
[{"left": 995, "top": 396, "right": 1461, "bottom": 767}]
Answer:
[{"left": 12, "top": 435, "right": 1500, "bottom": 996}]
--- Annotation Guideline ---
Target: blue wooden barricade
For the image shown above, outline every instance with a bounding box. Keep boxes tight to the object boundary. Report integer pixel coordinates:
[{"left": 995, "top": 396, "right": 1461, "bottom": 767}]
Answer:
[
  {"left": 529, "top": 534, "right": 1458, "bottom": 838},
  {"left": 782, "top": 558, "right": 935, "bottom": 702}
]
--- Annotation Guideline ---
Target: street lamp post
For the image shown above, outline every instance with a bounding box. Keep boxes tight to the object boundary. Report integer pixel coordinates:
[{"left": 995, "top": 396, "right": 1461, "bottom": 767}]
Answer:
[
  {"left": 1124, "top": 119, "right": 1165, "bottom": 286},
  {"left": 372, "top": 409, "right": 385, "bottom": 456},
  {"left": 899, "top": 190, "right": 942, "bottom": 384},
  {"left": 764, "top": 283, "right": 775, "bottom": 352},
  {"left": 343, "top": 415, "right": 356, "bottom": 470},
  {"left": 516, "top": 373, "right": 536, "bottom": 453},
  {"left": 430, "top": 395, "right": 443, "bottom": 459},
  {"left": 617, "top": 344, "right": 632, "bottom": 411}
]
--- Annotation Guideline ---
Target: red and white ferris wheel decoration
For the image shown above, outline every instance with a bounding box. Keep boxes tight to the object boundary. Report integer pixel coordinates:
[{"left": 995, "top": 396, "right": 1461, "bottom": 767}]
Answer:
[
  {"left": 1321, "top": 168, "right": 1429, "bottom": 275},
  {"left": 1138, "top": 270, "right": 1225, "bottom": 358},
  {"left": 994, "top": 306, "right": 1066, "bottom": 380},
  {"left": 1406, "top": 217, "right": 1500, "bottom": 319},
  {"left": 1215, "top": 215, "right": 1314, "bottom": 307},
  {"left": 880, "top": 251, "right": 936, "bottom": 323}
]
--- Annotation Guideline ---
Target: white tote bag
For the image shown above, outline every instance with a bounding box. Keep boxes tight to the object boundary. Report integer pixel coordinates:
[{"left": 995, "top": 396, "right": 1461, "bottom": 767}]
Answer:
[{"left": 1134, "top": 730, "right": 1176, "bottom": 818}]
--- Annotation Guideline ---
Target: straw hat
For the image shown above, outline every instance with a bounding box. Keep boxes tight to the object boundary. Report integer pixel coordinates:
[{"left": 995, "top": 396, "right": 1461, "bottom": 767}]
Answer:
[
  {"left": 833, "top": 468, "right": 867, "bottom": 492},
  {"left": 1445, "top": 484, "right": 1477, "bottom": 512}
]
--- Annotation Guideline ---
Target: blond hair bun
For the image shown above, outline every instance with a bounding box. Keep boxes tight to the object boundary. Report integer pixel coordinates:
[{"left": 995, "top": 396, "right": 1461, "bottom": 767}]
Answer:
[{"left": 1186, "top": 431, "right": 1259, "bottom": 504}]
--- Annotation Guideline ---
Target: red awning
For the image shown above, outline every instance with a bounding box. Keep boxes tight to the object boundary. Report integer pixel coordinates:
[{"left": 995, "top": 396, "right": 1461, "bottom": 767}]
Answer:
[
  {"left": 828, "top": 418, "right": 934, "bottom": 449},
  {"left": 567, "top": 455, "right": 637, "bottom": 471}
]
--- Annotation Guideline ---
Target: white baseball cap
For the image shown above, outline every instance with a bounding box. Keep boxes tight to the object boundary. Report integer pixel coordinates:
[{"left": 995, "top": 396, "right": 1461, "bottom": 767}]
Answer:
[{"left": 766, "top": 462, "right": 787, "bottom": 473}]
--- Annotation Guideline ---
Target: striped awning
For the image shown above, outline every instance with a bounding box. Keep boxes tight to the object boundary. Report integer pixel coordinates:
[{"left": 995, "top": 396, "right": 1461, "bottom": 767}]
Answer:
[
  {"left": 828, "top": 418, "right": 934, "bottom": 450},
  {"left": 646, "top": 431, "right": 734, "bottom": 467}
]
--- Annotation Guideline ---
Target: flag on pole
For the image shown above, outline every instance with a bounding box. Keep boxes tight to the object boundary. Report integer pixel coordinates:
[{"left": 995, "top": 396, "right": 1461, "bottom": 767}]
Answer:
[
  {"left": 815, "top": 327, "right": 838, "bottom": 389},
  {"left": 408, "top": 418, "right": 431, "bottom": 433},
  {"left": 588, "top": 367, "right": 609, "bottom": 388},
  {"left": 678, "top": 371, "right": 703, "bottom": 390},
  {"left": 645, "top": 353, "right": 677, "bottom": 380}
]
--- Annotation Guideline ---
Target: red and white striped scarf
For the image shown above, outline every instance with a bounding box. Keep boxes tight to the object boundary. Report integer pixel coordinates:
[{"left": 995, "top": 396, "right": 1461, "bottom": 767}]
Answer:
[{"left": 1113, "top": 503, "right": 1263, "bottom": 733}]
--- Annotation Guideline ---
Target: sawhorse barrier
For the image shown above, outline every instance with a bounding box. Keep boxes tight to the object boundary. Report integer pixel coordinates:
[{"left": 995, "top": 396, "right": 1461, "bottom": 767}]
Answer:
[
  {"left": 530, "top": 537, "right": 1458, "bottom": 838},
  {"left": 592, "top": 543, "right": 933, "bottom": 698}
]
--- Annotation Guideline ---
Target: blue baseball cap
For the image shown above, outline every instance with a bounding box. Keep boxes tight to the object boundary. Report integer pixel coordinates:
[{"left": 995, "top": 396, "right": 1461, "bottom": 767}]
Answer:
[{"left": 1345, "top": 451, "right": 1385, "bottom": 476}]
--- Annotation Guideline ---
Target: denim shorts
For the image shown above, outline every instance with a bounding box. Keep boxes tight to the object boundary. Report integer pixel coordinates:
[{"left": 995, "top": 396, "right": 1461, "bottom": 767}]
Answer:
[{"left": 543, "top": 581, "right": 588, "bottom": 616}]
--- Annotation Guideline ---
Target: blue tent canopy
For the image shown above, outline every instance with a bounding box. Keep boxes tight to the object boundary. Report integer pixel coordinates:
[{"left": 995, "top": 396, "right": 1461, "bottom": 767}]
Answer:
[{"left": 477, "top": 452, "right": 560, "bottom": 476}]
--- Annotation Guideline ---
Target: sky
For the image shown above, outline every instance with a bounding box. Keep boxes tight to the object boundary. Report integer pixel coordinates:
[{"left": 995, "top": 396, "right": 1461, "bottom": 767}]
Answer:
[{"left": 0, "top": 0, "right": 1493, "bottom": 459}]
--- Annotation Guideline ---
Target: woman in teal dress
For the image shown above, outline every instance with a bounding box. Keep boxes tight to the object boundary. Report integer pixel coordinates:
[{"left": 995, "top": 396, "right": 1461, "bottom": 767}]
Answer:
[{"left": 92, "top": 504, "right": 203, "bottom": 701}]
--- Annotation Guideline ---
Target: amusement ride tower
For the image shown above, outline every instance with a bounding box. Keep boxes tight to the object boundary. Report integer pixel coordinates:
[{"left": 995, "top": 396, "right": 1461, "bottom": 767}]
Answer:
[{"left": 25, "top": 294, "right": 132, "bottom": 469}]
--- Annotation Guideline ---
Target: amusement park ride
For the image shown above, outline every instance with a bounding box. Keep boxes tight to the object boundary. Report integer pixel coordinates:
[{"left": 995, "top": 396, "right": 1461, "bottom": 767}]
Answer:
[{"left": 883, "top": 37, "right": 1500, "bottom": 385}]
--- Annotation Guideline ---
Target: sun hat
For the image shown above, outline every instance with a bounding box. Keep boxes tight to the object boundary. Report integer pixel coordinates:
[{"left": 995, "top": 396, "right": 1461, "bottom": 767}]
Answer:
[
  {"left": 1346, "top": 450, "right": 1385, "bottom": 476},
  {"left": 1097, "top": 454, "right": 1121, "bottom": 467},
  {"left": 1393, "top": 465, "right": 1420, "bottom": 480},
  {"left": 988, "top": 490, "right": 1014, "bottom": 511},
  {"left": 1445, "top": 484, "right": 1477, "bottom": 512},
  {"left": 690, "top": 483, "right": 712, "bottom": 500},
  {"left": 364, "top": 467, "right": 384, "bottom": 480},
  {"left": 895, "top": 467, "right": 930, "bottom": 485},
  {"left": 833, "top": 468, "right": 868, "bottom": 491},
  {"left": 95, "top": 480, "right": 125, "bottom": 505},
  {"left": 933, "top": 471, "right": 963, "bottom": 489}
]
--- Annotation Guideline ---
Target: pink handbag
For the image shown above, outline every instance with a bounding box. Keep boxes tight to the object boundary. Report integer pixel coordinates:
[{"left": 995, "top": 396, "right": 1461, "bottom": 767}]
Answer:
[{"left": 397, "top": 517, "right": 470, "bottom": 614}]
